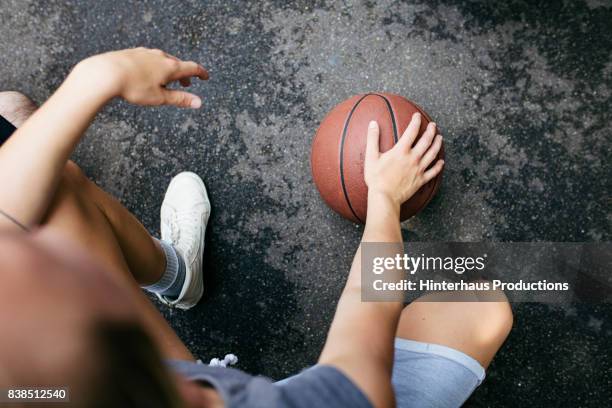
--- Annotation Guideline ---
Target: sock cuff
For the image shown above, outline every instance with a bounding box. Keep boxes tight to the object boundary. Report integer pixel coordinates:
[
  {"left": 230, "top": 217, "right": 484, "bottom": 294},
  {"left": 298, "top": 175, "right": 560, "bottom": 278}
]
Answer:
[{"left": 143, "top": 239, "right": 180, "bottom": 292}]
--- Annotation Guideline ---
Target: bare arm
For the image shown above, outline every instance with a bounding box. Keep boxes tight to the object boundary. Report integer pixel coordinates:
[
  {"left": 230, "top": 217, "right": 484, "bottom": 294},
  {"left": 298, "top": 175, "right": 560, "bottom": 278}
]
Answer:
[
  {"left": 0, "top": 48, "right": 208, "bottom": 230},
  {"left": 319, "top": 115, "right": 444, "bottom": 408}
]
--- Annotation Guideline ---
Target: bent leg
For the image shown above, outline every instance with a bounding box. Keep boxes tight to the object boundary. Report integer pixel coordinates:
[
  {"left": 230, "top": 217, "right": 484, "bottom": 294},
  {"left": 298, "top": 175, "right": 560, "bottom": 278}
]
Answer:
[
  {"left": 396, "top": 289, "right": 513, "bottom": 369},
  {"left": 390, "top": 289, "right": 513, "bottom": 407},
  {"left": 78, "top": 179, "right": 166, "bottom": 285},
  {"left": 1, "top": 92, "right": 192, "bottom": 360},
  {"left": 41, "top": 159, "right": 194, "bottom": 361}
]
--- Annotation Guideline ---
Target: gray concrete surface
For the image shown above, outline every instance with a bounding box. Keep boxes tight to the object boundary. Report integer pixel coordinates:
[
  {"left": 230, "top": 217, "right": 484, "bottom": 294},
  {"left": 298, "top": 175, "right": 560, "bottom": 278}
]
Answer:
[{"left": 1, "top": 0, "right": 610, "bottom": 406}]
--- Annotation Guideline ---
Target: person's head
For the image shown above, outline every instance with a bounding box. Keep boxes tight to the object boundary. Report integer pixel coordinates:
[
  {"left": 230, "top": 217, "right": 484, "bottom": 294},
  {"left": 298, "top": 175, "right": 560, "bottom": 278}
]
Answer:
[{"left": 0, "top": 230, "right": 198, "bottom": 407}]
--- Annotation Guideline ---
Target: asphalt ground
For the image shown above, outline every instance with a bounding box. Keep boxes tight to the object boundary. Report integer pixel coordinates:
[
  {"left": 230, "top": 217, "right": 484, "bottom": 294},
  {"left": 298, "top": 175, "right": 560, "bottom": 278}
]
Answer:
[{"left": 1, "top": 1, "right": 610, "bottom": 405}]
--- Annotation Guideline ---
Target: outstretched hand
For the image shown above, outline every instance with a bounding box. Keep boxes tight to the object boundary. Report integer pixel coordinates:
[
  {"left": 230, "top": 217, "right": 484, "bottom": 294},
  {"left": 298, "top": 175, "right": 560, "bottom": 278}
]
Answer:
[
  {"left": 364, "top": 112, "right": 444, "bottom": 207},
  {"left": 77, "top": 47, "right": 209, "bottom": 109}
]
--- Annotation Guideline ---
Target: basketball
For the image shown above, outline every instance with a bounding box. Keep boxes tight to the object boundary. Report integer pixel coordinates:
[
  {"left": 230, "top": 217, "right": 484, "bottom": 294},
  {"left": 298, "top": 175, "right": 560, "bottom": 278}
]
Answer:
[{"left": 311, "top": 93, "right": 444, "bottom": 223}]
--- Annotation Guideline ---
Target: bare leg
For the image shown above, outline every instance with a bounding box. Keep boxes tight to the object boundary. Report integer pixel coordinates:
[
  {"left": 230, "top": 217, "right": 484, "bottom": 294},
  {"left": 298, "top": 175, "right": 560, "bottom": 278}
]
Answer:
[
  {"left": 74, "top": 179, "right": 166, "bottom": 286},
  {"left": 41, "top": 164, "right": 194, "bottom": 360},
  {"left": 395, "top": 288, "right": 513, "bottom": 369},
  {"left": 0, "top": 92, "right": 192, "bottom": 360}
]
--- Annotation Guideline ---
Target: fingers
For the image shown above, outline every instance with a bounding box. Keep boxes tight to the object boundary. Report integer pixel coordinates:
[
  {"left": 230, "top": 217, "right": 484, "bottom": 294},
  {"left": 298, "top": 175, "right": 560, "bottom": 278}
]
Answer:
[
  {"left": 420, "top": 134, "right": 443, "bottom": 169},
  {"left": 396, "top": 112, "right": 422, "bottom": 150},
  {"left": 163, "top": 89, "right": 202, "bottom": 109},
  {"left": 365, "top": 121, "right": 380, "bottom": 163},
  {"left": 144, "top": 48, "right": 209, "bottom": 82},
  {"left": 169, "top": 60, "right": 209, "bottom": 81},
  {"left": 162, "top": 51, "right": 180, "bottom": 61},
  {"left": 423, "top": 159, "right": 445, "bottom": 183},
  {"left": 411, "top": 121, "right": 437, "bottom": 157}
]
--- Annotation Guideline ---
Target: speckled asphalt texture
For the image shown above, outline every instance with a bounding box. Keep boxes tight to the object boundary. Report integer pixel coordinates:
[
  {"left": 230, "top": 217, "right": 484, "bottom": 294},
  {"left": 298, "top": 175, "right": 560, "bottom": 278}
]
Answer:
[{"left": 1, "top": 0, "right": 611, "bottom": 406}]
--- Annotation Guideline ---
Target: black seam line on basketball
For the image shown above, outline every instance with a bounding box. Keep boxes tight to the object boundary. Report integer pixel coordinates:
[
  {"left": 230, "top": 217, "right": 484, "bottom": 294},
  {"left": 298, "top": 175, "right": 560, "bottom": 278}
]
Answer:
[
  {"left": 412, "top": 103, "right": 441, "bottom": 211},
  {"left": 372, "top": 93, "right": 399, "bottom": 143},
  {"left": 339, "top": 93, "right": 371, "bottom": 223}
]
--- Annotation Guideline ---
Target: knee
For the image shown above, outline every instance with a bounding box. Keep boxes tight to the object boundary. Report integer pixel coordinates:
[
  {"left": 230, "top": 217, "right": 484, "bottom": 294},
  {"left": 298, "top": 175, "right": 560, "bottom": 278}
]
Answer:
[
  {"left": 469, "top": 291, "right": 514, "bottom": 346},
  {"left": 460, "top": 290, "right": 514, "bottom": 347},
  {"left": 0, "top": 91, "right": 37, "bottom": 126},
  {"left": 63, "top": 161, "right": 86, "bottom": 183},
  {"left": 56, "top": 161, "right": 90, "bottom": 199},
  {"left": 398, "top": 286, "right": 513, "bottom": 368},
  {"left": 44, "top": 162, "right": 92, "bottom": 226}
]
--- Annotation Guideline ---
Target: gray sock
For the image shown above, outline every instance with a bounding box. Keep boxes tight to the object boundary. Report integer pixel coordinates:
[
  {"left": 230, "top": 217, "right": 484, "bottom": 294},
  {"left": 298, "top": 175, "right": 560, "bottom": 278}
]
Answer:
[{"left": 143, "top": 239, "right": 186, "bottom": 298}]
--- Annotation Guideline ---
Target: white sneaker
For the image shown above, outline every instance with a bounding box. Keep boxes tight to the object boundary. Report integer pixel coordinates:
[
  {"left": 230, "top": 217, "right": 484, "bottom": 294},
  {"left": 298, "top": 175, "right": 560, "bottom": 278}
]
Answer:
[{"left": 158, "top": 172, "right": 211, "bottom": 310}]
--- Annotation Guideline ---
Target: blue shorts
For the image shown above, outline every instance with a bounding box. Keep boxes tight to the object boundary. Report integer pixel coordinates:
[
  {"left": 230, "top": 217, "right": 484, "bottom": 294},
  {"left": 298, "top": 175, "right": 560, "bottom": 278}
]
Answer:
[{"left": 277, "top": 338, "right": 485, "bottom": 408}]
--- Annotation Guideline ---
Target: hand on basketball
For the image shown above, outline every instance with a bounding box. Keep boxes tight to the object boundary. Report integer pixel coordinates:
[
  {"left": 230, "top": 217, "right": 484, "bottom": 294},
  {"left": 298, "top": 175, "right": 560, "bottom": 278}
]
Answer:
[
  {"left": 76, "top": 47, "right": 209, "bottom": 108},
  {"left": 364, "top": 112, "right": 444, "bottom": 206}
]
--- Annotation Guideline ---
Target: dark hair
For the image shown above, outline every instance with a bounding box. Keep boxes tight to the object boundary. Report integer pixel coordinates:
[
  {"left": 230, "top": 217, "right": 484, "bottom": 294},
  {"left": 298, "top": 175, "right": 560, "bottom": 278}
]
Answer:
[{"left": 84, "top": 320, "right": 184, "bottom": 408}]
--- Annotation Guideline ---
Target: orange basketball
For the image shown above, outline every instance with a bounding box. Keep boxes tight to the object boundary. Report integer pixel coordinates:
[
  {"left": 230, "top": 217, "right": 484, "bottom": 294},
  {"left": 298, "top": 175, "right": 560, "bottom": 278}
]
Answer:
[{"left": 311, "top": 92, "right": 444, "bottom": 223}]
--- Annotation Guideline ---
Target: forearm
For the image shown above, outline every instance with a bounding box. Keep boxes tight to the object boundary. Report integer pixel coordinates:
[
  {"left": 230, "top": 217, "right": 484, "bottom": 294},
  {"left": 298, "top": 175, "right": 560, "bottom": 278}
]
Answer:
[
  {"left": 0, "top": 48, "right": 208, "bottom": 230},
  {"left": 319, "top": 192, "right": 405, "bottom": 407},
  {"left": 346, "top": 191, "right": 403, "bottom": 287},
  {"left": 325, "top": 192, "right": 405, "bottom": 351},
  {"left": 0, "top": 62, "right": 113, "bottom": 227}
]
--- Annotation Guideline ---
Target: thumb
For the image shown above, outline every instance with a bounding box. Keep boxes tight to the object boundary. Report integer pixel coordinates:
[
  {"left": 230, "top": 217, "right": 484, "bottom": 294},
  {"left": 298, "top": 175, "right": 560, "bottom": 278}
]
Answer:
[
  {"left": 163, "top": 90, "right": 202, "bottom": 109},
  {"left": 365, "top": 120, "right": 380, "bottom": 163}
]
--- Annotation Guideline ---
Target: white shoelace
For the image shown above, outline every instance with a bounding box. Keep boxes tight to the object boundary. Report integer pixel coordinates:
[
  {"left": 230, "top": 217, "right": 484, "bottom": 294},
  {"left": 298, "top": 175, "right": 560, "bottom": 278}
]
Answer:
[
  {"left": 169, "top": 211, "right": 202, "bottom": 257},
  {"left": 208, "top": 354, "right": 238, "bottom": 368}
]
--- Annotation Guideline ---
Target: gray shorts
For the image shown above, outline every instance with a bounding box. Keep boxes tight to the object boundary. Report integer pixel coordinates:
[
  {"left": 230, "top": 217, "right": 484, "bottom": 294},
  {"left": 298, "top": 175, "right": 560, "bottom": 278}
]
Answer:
[
  {"left": 278, "top": 338, "right": 485, "bottom": 408},
  {"left": 169, "top": 338, "right": 485, "bottom": 408},
  {"left": 390, "top": 338, "right": 485, "bottom": 407}
]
